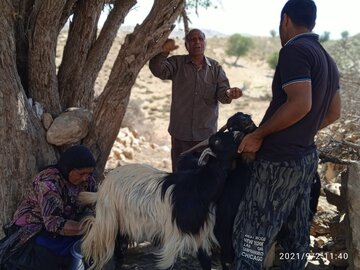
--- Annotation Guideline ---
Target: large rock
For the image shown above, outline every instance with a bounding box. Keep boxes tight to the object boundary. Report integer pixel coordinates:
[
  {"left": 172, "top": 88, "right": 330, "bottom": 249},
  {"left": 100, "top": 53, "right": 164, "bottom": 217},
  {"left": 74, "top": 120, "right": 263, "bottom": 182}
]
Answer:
[
  {"left": 324, "top": 183, "right": 345, "bottom": 212},
  {"left": 342, "top": 162, "right": 360, "bottom": 270},
  {"left": 310, "top": 195, "right": 338, "bottom": 237},
  {"left": 329, "top": 214, "right": 346, "bottom": 243},
  {"left": 46, "top": 107, "right": 92, "bottom": 146},
  {"left": 42, "top": 113, "right": 53, "bottom": 130}
]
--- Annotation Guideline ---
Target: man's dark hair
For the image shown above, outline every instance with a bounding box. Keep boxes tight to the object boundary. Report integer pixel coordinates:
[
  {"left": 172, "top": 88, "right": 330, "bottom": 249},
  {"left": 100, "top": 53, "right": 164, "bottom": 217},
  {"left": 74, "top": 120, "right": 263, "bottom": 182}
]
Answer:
[{"left": 281, "top": 0, "right": 317, "bottom": 30}]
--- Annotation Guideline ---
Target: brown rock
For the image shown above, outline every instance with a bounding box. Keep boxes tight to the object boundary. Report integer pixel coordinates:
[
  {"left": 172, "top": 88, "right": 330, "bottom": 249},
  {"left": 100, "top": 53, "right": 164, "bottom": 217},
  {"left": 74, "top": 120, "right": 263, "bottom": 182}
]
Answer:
[
  {"left": 342, "top": 162, "right": 360, "bottom": 270},
  {"left": 46, "top": 107, "right": 92, "bottom": 146},
  {"left": 324, "top": 183, "right": 345, "bottom": 211},
  {"left": 42, "top": 113, "right": 53, "bottom": 130}
]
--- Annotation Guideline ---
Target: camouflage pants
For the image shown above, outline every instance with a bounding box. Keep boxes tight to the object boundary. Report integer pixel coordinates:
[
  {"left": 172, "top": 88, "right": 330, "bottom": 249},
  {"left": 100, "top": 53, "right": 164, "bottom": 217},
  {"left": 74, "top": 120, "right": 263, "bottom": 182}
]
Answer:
[{"left": 232, "top": 152, "right": 318, "bottom": 270}]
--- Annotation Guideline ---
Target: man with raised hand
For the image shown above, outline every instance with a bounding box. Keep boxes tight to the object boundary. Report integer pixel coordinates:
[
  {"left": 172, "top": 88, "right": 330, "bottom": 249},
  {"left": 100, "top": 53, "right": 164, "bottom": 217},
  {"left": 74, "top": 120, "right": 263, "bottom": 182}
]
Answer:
[{"left": 150, "top": 29, "right": 242, "bottom": 172}]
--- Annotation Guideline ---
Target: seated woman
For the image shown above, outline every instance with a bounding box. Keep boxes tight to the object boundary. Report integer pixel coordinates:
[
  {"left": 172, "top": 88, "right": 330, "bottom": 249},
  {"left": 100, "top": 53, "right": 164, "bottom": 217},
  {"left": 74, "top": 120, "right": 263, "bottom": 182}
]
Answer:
[{"left": 0, "top": 145, "right": 97, "bottom": 270}]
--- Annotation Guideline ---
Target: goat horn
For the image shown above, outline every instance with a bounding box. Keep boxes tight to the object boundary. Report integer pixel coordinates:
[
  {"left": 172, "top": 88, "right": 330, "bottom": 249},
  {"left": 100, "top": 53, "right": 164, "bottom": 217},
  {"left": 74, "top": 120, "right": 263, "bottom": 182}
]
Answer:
[
  {"left": 218, "top": 124, "right": 227, "bottom": 132},
  {"left": 181, "top": 139, "right": 209, "bottom": 155},
  {"left": 198, "top": 148, "right": 216, "bottom": 166},
  {"left": 233, "top": 131, "right": 245, "bottom": 141}
]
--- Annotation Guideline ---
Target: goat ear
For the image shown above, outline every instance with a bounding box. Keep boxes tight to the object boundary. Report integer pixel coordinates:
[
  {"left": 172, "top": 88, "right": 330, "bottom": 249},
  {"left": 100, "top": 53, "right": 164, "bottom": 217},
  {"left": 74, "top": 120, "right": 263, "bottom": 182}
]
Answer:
[
  {"left": 233, "top": 131, "right": 244, "bottom": 142},
  {"left": 198, "top": 148, "right": 216, "bottom": 165},
  {"left": 218, "top": 124, "right": 227, "bottom": 132}
]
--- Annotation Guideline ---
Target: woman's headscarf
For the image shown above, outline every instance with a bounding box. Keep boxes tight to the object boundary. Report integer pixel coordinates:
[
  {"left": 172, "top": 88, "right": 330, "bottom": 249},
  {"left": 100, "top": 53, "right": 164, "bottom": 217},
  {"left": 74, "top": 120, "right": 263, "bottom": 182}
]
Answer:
[{"left": 56, "top": 145, "right": 96, "bottom": 180}]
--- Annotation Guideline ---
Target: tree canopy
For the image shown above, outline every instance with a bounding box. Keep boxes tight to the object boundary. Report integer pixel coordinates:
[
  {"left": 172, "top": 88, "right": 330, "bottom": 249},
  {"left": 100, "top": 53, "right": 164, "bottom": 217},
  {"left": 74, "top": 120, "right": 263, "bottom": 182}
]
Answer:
[{"left": 225, "top": 33, "right": 254, "bottom": 66}]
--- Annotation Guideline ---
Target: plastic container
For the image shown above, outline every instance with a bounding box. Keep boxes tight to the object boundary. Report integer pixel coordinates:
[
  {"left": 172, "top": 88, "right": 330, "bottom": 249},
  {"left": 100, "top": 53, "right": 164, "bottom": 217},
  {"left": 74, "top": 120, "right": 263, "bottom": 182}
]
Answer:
[{"left": 69, "top": 240, "right": 85, "bottom": 270}]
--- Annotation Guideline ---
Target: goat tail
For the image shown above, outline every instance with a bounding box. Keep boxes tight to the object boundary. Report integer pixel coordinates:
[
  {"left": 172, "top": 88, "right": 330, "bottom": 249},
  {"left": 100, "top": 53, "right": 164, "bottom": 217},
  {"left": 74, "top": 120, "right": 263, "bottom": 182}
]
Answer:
[
  {"left": 80, "top": 188, "right": 119, "bottom": 270},
  {"left": 77, "top": 191, "right": 98, "bottom": 206}
]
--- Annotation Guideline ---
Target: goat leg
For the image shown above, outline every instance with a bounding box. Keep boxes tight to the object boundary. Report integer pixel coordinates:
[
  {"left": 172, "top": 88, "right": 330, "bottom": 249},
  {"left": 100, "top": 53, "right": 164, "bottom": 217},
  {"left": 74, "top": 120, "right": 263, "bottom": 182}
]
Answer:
[
  {"left": 197, "top": 248, "right": 212, "bottom": 270},
  {"left": 113, "top": 233, "right": 128, "bottom": 266},
  {"left": 221, "top": 261, "right": 232, "bottom": 270}
]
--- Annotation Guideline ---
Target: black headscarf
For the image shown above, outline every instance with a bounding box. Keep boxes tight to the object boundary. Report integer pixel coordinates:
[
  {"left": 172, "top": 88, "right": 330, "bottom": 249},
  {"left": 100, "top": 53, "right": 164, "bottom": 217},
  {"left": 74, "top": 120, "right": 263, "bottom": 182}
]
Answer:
[{"left": 56, "top": 145, "right": 96, "bottom": 180}]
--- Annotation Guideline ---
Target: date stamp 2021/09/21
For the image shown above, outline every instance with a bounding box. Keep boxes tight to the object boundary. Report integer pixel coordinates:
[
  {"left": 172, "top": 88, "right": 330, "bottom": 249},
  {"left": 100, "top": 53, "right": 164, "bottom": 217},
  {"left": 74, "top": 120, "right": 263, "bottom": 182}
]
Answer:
[{"left": 279, "top": 252, "right": 349, "bottom": 261}]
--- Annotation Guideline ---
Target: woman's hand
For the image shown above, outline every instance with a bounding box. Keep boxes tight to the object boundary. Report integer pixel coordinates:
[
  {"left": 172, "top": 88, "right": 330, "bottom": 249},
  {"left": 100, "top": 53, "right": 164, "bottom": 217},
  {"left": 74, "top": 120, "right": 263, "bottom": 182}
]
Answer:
[{"left": 62, "top": 220, "right": 83, "bottom": 236}]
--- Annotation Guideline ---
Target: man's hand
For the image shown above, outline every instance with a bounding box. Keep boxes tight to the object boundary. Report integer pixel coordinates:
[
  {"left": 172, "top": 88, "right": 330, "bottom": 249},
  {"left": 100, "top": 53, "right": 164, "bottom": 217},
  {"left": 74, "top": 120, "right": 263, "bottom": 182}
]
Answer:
[
  {"left": 226, "top": 87, "right": 243, "bottom": 99},
  {"left": 162, "top": 39, "right": 179, "bottom": 54},
  {"left": 238, "top": 131, "right": 263, "bottom": 154}
]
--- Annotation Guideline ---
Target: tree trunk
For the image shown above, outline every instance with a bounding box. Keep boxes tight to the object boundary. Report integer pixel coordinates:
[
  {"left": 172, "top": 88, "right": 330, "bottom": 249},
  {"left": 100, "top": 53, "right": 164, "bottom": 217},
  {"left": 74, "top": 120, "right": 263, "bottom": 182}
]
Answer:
[
  {"left": 181, "top": 9, "right": 190, "bottom": 34},
  {"left": 59, "top": 0, "right": 137, "bottom": 109},
  {"left": 59, "top": 0, "right": 77, "bottom": 32},
  {"left": 233, "top": 56, "right": 239, "bottom": 66},
  {"left": 0, "top": 0, "right": 57, "bottom": 227},
  {"left": 12, "top": 0, "right": 35, "bottom": 96},
  {"left": 27, "top": 0, "right": 66, "bottom": 114},
  {"left": 57, "top": 0, "right": 104, "bottom": 109},
  {"left": 0, "top": 0, "right": 186, "bottom": 230},
  {"left": 84, "top": 0, "right": 185, "bottom": 174}
]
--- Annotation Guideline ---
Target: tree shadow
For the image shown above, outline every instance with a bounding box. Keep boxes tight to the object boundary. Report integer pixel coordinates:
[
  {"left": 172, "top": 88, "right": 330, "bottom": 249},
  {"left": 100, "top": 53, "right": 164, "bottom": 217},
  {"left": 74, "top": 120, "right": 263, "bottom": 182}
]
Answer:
[
  {"left": 119, "top": 243, "right": 223, "bottom": 269},
  {"left": 223, "top": 60, "right": 246, "bottom": 68},
  {"left": 119, "top": 243, "right": 337, "bottom": 270}
]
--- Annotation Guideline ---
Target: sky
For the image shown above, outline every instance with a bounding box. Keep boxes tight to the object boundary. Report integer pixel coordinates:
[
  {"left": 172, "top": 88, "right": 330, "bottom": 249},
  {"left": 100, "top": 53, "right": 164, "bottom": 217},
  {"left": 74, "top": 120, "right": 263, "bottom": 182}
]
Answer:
[{"left": 120, "top": 0, "right": 360, "bottom": 39}]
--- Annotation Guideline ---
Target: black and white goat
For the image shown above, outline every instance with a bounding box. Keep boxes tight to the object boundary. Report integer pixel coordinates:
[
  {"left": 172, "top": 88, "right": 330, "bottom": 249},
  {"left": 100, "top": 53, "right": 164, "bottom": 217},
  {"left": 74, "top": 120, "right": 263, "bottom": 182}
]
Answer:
[
  {"left": 179, "top": 112, "right": 257, "bottom": 270},
  {"left": 78, "top": 130, "right": 243, "bottom": 270},
  {"left": 180, "top": 112, "right": 321, "bottom": 270}
]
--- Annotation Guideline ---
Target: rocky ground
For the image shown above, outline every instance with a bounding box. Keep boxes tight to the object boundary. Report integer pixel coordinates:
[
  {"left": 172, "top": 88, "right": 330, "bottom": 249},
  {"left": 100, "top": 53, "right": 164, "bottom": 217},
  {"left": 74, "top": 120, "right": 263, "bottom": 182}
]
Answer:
[
  {"left": 113, "top": 238, "right": 337, "bottom": 269},
  {"left": 120, "top": 242, "right": 222, "bottom": 270}
]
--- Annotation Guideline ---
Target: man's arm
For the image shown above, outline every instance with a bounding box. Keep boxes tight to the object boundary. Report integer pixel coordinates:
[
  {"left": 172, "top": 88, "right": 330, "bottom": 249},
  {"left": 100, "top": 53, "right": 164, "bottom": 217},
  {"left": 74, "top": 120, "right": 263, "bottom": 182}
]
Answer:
[
  {"left": 149, "top": 53, "right": 172, "bottom": 79},
  {"left": 216, "top": 65, "right": 242, "bottom": 103},
  {"left": 238, "top": 81, "right": 312, "bottom": 153},
  {"left": 149, "top": 39, "right": 178, "bottom": 80},
  {"left": 318, "top": 90, "right": 341, "bottom": 130}
]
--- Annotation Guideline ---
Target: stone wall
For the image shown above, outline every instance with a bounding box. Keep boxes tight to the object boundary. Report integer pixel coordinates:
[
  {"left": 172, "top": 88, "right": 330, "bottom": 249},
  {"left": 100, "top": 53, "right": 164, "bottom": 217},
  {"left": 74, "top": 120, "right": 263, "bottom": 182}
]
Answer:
[{"left": 342, "top": 162, "right": 360, "bottom": 270}]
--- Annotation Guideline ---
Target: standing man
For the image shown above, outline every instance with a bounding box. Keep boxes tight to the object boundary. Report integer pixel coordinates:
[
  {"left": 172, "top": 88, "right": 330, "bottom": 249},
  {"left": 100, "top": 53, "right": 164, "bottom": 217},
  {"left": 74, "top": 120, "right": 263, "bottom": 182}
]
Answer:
[
  {"left": 233, "top": 1, "right": 341, "bottom": 269},
  {"left": 149, "top": 29, "right": 242, "bottom": 171}
]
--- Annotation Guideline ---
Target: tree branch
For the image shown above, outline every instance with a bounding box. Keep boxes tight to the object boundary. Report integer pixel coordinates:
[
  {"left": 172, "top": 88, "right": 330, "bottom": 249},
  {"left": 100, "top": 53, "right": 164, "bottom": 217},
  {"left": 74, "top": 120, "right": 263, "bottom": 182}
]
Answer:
[
  {"left": 0, "top": 0, "right": 57, "bottom": 225},
  {"left": 28, "top": 0, "right": 66, "bottom": 114},
  {"left": 319, "top": 153, "right": 354, "bottom": 165},
  {"left": 342, "top": 140, "right": 360, "bottom": 151},
  {"left": 181, "top": 8, "right": 190, "bottom": 34},
  {"left": 58, "top": 0, "right": 78, "bottom": 32},
  {"left": 12, "top": 0, "right": 35, "bottom": 96},
  {"left": 57, "top": 0, "right": 104, "bottom": 109},
  {"left": 84, "top": 0, "right": 185, "bottom": 173},
  {"left": 77, "top": 0, "right": 137, "bottom": 107},
  {"left": 135, "top": 0, "right": 185, "bottom": 57}
]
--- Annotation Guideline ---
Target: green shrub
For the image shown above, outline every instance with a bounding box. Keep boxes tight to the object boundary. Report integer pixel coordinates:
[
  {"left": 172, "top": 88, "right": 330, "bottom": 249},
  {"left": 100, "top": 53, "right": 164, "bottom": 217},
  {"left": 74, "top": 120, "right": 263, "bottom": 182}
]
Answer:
[
  {"left": 341, "top": 31, "right": 349, "bottom": 39},
  {"left": 267, "top": 51, "right": 279, "bottom": 69},
  {"left": 226, "top": 34, "right": 254, "bottom": 65},
  {"left": 270, "top": 29, "right": 277, "bottom": 38},
  {"left": 319, "top": 31, "right": 331, "bottom": 43}
]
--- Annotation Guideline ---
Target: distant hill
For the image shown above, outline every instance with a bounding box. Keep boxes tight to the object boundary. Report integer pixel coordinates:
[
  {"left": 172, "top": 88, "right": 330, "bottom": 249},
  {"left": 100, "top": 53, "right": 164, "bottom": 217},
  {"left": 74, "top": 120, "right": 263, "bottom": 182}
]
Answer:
[{"left": 120, "top": 25, "right": 227, "bottom": 38}]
